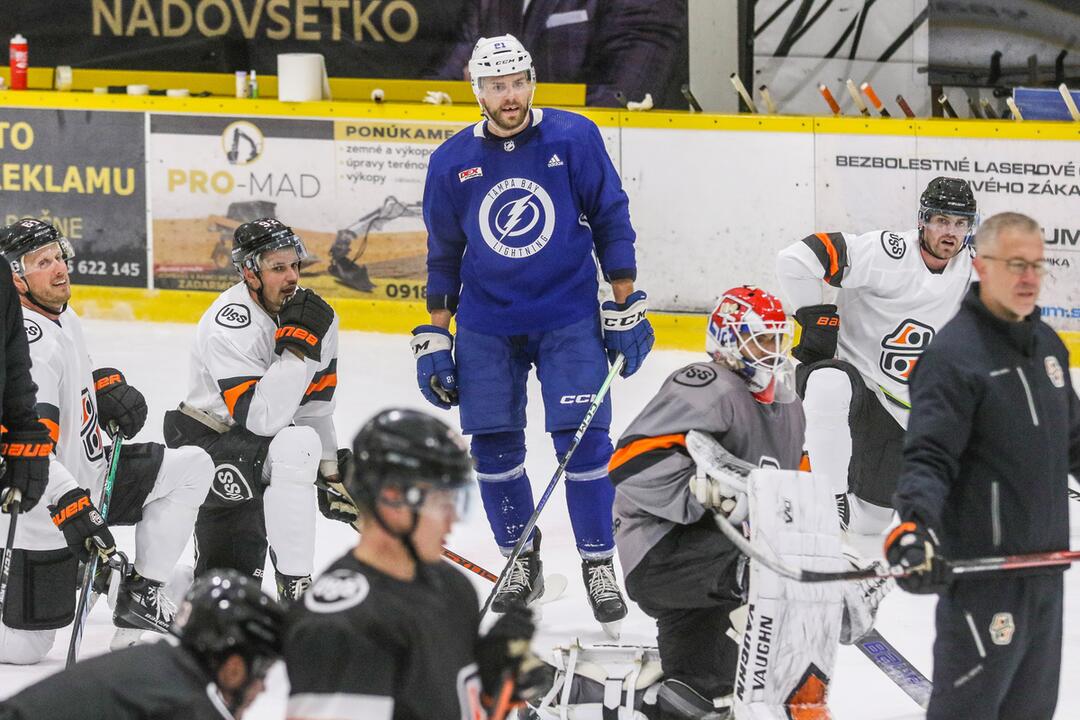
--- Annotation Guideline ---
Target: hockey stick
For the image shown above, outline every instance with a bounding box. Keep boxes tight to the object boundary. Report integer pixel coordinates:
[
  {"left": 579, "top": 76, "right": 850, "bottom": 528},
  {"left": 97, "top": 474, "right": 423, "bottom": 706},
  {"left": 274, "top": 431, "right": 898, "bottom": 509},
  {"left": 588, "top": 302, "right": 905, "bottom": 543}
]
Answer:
[
  {"left": 758, "top": 85, "right": 779, "bottom": 114},
  {"left": 938, "top": 94, "right": 958, "bottom": 119},
  {"left": 67, "top": 425, "right": 123, "bottom": 667},
  {"left": 860, "top": 82, "right": 891, "bottom": 117},
  {"left": 896, "top": 95, "right": 916, "bottom": 118},
  {"left": 1058, "top": 83, "right": 1080, "bottom": 121},
  {"left": 818, "top": 84, "right": 841, "bottom": 116},
  {"left": 854, "top": 629, "right": 932, "bottom": 709},
  {"left": 0, "top": 487, "right": 20, "bottom": 622},
  {"left": 480, "top": 355, "right": 625, "bottom": 619},
  {"left": 729, "top": 73, "right": 758, "bottom": 113},
  {"left": 846, "top": 79, "right": 871, "bottom": 117},
  {"left": 315, "top": 478, "right": 500, "bottom": 583},
  {"left": 980, "top": 98, "right": 999, "bottom": 120}
]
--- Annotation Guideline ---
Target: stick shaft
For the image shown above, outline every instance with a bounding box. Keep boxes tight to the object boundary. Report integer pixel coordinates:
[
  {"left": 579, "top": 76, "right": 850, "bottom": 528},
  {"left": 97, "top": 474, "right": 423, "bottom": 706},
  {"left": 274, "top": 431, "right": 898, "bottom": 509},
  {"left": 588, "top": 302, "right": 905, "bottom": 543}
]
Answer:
[
  {"left": 818, "top": 84, "right": 841, "bottom": 115},
  {"left": 896, "top": 95, "right": 916, "bottom": 118},
  {"left": 846, "top": 79, "right": 870, "bottom": 116},
  {"left": 1058, "top": 83, "right": 1080, "bottom": 120},
  {"left": 729, "top": 73, "right": 758, "bottom": 113},
  {"left": 860, "top": 82, "right": 891, "bottom": 117}
]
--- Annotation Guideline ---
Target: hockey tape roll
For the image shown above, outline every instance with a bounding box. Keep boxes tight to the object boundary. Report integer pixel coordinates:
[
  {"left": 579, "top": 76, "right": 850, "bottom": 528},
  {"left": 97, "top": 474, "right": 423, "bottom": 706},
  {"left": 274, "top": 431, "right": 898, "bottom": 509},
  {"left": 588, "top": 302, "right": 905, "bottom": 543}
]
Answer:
[
  {"left": 126, "top": 84, "right": 150, "bottom": 96},
  {"left": 277, "top": 53, "right": 328, "bottom": 102}
]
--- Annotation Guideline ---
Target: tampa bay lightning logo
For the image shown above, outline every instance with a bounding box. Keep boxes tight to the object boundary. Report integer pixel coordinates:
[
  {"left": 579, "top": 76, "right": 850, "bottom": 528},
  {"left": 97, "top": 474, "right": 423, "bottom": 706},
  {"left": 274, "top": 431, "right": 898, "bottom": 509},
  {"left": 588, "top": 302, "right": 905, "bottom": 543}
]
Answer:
[{"left": 478, "top": 178, "right": 555, "bottom": 259}]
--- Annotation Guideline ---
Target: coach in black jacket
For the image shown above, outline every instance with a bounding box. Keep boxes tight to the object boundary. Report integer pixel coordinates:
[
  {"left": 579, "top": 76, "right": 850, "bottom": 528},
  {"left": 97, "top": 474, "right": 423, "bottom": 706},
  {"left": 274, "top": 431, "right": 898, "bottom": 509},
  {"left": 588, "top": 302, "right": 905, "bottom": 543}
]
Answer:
[{"left": 888, "top": 211, "right": 1080, "bottom": 720}]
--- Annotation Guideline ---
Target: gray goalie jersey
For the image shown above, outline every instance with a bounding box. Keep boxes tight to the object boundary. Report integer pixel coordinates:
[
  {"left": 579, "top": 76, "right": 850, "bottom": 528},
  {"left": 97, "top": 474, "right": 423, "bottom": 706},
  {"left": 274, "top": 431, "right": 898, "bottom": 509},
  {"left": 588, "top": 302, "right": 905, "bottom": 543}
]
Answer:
[{"left": 609, "top": 362, "right": 806, "bottom": 576}]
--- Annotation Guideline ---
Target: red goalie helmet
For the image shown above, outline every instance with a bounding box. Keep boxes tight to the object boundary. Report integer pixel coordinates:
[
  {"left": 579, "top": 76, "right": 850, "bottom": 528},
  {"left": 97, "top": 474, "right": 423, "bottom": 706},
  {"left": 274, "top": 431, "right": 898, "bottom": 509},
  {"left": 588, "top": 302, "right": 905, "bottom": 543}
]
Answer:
[{"left": 706, "top": 285, "right": 794, "bottom": 403}]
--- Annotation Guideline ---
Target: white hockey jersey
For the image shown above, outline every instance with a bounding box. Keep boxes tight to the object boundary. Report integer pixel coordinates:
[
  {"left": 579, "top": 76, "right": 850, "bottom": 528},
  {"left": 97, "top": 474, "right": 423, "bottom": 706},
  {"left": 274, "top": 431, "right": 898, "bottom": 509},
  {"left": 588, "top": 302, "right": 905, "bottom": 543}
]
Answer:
[
  {"left": 183, "top": 282, "right": 339, "bottom": 462},
  {"left": 776, "top": 228, "right": 974, "bottom": 427}
]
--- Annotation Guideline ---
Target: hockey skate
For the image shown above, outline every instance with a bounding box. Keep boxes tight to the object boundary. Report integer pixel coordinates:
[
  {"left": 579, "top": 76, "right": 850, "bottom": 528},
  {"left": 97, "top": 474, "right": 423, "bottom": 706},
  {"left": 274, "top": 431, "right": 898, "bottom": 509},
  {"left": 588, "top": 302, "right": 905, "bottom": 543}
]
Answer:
[
  {"left": 276, "top": 571, "right": 312, "bottom": 603},
  {"left": 492, "top": 533, "right": 546, "bottom": 613},
  {"left": 582, "top": 557, "right": 628, "bottom": 640},
  {"left": 111, "top": 572, "right": 177, "bottom": 649}
]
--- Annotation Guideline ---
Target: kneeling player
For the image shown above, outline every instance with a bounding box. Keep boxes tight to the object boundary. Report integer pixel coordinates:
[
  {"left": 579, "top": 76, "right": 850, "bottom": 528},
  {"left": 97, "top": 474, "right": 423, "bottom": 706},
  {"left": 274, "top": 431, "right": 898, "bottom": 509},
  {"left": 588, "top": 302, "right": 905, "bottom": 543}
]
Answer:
[
  {"left": 164, "top": 218, "right": 342, "bottom": 601},
  {"left": 0, "top": 569, "right": 285, "bottom": 720},
  {"left": 0, "top": 219, "right": 214, "bottom": 663},
  {"left": 285, "top": 409, "right": 549, "bottom": 720}
]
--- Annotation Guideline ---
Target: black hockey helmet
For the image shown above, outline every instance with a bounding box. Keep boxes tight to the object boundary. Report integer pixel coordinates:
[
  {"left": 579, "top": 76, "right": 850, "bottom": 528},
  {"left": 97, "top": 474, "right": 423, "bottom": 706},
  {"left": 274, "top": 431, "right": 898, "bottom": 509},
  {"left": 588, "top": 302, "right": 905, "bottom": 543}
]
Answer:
[
  {"left": 919, "top": 177, "right": 978, "bottom": 244},
  {"left": 346, "top": 408, "right": 473, "bottom": 514},
  {"left": 172, "top": 569, "right": 285, "bottom": 672},
  {"left": 0, "top": 218, "right": 75, "bottom": 275},
  {"left": 231, "top": 217, "right": 308, "bottom": 274}
]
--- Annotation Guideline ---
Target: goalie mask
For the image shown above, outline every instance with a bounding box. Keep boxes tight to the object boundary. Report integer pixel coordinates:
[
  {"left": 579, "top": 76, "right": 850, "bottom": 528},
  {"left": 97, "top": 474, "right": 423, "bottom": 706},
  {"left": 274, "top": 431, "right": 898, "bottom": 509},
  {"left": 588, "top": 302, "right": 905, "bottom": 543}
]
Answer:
[{"left": 706, "top": 286, "right": 794, "bottom": 404}]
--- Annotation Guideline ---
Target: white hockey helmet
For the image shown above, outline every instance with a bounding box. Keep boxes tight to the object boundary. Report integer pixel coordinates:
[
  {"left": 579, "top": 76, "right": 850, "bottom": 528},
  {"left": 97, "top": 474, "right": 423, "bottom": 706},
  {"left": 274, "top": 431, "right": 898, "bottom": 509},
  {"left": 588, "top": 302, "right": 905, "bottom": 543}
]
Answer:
[{"left": 468, "top": 34, "right": 535, "bottom": 97}]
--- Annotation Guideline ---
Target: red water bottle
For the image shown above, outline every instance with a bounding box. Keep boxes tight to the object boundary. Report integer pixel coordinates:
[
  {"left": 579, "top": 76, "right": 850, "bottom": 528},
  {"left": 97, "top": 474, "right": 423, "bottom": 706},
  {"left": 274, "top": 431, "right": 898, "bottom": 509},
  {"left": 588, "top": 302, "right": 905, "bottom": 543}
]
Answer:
[{"left": 9, "top": 34, "right": 28, "bottom": 90}]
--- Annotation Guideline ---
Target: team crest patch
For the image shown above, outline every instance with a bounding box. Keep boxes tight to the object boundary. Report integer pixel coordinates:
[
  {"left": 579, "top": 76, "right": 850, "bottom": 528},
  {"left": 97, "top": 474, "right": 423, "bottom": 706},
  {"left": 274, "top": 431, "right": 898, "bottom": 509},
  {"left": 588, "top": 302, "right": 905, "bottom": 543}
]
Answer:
[
  {"left": 459, "top": 166, "right": 483, "bottom": 182},
  {"left": 305, "top": 569, "right": 370, "bottom": 613},
  {"left": 478, "top": 178, "right": 555, "bottom": 259},
  {"left": 989, "top": 612, "right": 1015, "bottom": 645},
  {"left": 215, "top": 303, "right": 251, "bottom": 329},
  {"left": 24, "top": 317, "right": 42, "bottom": 344},
  {"left": 880, "top": 232, "right": 906, "bottom": 259},
  {"left": 211, "top": 464, "right": 253, "bottom": 503},
  {"left": 674, "top": 365, "right": 717, "bottom": 387},
  {"left": 880, "top": 319, "right": 935, "bottom": 384},
  {"left": 1045, "top": 356, "right": 1065, "bottom": 388}
]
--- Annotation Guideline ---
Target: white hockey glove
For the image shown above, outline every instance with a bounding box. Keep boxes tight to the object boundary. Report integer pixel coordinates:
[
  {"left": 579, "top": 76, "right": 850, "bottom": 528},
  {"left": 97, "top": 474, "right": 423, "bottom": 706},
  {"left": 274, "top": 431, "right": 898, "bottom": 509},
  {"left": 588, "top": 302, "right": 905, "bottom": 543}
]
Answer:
[{"left": 685, "top": 430, "right": 750, "bottom": 525}]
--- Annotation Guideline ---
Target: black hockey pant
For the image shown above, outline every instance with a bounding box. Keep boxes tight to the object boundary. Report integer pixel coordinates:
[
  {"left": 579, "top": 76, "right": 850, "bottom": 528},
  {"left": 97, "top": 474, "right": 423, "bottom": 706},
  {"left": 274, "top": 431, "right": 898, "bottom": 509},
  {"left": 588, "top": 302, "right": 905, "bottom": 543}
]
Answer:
[{"left": 928, "top": 573, "right": 1062, "bottom": 720}]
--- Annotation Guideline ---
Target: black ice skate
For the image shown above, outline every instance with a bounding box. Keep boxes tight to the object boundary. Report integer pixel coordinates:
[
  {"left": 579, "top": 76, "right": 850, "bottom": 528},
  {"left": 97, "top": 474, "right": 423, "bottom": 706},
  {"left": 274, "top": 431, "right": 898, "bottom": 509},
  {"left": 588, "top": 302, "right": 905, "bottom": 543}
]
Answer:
[
  {"left": 582, "top": 557, "right": 628, "bottom": 639},
  {"left": 276, "top": 571, "right": 312, "bottom": 603},
  {"left": 113, "top": 572, "right": 176, "bottom": 635},
  {"left": 491, "top": 532, "right": 545, "bottom": 613}
]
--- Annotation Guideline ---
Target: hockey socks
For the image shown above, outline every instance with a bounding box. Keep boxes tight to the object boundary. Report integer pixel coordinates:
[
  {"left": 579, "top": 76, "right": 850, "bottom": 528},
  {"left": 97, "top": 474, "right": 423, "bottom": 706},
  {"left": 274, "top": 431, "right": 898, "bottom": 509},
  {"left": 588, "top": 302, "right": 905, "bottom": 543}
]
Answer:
[
  {"left": 478, "top": 469, "right": 537, "bottom": 553},
  {"left": 565, "top": 469, "right": 616, "bottom": 558}
]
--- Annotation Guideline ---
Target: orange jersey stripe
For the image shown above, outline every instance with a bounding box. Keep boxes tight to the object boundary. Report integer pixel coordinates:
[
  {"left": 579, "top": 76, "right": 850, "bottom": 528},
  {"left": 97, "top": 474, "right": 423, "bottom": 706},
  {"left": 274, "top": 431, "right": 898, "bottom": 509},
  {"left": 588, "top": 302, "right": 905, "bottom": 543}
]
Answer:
[
  {"left": 221, "top": 379, "right": 258, "bottom": 418},
  {"left": 815, "top": 232, "right": 840, "bottom": 281},
  {"left": 305, "top": 372, "right": 337, "bottom": 396},
  {"left": 609, "top": 433, "right": 687, "bottom": 473}
]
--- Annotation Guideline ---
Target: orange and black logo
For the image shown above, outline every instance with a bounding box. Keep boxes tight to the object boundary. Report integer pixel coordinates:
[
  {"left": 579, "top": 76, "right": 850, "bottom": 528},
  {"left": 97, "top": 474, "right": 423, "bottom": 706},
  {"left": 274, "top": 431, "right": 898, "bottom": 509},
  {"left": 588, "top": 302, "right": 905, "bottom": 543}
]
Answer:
[{"left": 879, "top": 319, "right": 935, "bottom": 384}]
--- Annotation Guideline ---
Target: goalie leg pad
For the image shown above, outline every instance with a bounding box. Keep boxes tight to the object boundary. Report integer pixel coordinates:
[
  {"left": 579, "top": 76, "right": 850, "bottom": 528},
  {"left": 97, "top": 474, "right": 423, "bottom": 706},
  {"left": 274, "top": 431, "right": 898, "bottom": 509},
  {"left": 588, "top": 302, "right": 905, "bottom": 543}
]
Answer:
[
  {"left": 800, "top": 366, "right": 854, "bottom": 496},
  {"left": 734, "top": 468, "right": 843, "bottom": 720},
  {"left": 1, "top": 547, "right": 77, "bottom": 631}
]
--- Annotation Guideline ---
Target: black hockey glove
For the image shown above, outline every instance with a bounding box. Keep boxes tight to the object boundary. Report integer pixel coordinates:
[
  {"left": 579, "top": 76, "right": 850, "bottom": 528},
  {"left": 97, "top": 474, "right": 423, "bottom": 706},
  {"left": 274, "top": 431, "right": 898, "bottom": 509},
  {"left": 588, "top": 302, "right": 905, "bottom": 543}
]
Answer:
[
  {"left": 884, "top": 520, "right": 951, "bottom": 595},
  {"left": 0, "top": 425, "right": 53, "bottom": 514},
  {"left": 93, "top": 368, "right": 148, "bottom": 440},
  {"left": 317, "top": 449, "right": 360, "bottom": 525},
  {"left": 50, "top": 488, "right": 117, "bottom": 563},
  {"left": 476, "top": 606, "right": 553, "bottom": 714},
  {"left": 792, "top": 304, "right": 840, "bottom": 366},
  {"left": 276, "top": 288, "right": 335, "bottom": 362}
]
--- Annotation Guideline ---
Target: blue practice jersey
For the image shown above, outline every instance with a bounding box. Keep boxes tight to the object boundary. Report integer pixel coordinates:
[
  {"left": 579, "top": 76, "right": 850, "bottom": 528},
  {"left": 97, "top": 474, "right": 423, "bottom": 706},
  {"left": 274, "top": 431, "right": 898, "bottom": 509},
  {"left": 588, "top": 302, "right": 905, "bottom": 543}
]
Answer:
[{"left": 423, "top": 108, "right": 637, "bottom": 335}]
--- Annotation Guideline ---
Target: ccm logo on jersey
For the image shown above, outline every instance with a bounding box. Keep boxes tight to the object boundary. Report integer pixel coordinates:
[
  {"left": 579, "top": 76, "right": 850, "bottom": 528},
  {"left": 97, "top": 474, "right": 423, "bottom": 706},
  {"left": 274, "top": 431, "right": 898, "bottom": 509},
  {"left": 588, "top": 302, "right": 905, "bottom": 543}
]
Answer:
[
  {"left": 211, "top": 464, "right": 254, "bottom": 503},
  {"left": 215, "top": 303, "right": 251, "bottom": 329},
  {"left": 459, "top": 166, "right": 483, "bottom": 182},
  {"left": 560, "top": 394, "right": 596, "bottom": 404},
  {"left": 305, "top": 569, "right": 370, "bottom": 613},
  {"left": 880, "top": 319, "right": 935, "bottom": 384},
  {"left": 24, "top": 318, "right": 42, "bottom": 344},
  {"left": 880, "top": 232, "right": 906, "bottom": 259}
]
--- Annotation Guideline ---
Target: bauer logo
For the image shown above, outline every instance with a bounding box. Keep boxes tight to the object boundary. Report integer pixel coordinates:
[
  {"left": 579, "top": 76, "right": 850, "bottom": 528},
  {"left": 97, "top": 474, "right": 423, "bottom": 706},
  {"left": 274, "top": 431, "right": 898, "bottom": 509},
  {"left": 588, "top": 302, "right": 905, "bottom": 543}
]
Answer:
[
  {"left": 24, "top": 318, "right": 42, "bottom": 344},
  {"left": 478, "top": 178, "right": 555, "bottom": 259},
  {"left": 305, "top": 569, "right": 370, "bottom": 613},
  {"left": 215, "top": 303, "right": 251, "bottom": 329},
  {"left": 211, "top": 464, "right": 253, "bottom": 503},
  {"left": 880, "top": 232, "right": 906, "bottom": 259}
]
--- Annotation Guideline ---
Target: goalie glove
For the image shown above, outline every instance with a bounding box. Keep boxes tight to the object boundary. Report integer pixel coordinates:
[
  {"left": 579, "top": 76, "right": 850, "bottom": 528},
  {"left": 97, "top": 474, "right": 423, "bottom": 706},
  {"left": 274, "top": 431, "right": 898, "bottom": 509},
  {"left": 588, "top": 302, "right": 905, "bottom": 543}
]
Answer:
[
  {"left": 685, "top": 429, "right": 750, "bottom": 525},
  {"left": 792, "top": 304, "right": 839, "bottom": 365},
  {"left": 316, "top": 449, "right": 359, "bottom": 525}
]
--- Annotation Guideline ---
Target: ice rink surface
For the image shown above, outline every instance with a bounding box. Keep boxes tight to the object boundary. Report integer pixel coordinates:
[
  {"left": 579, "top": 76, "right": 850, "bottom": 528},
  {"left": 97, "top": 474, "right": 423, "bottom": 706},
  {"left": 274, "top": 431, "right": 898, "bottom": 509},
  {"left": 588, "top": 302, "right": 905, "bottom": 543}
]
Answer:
[{"left": 1, "top": 318, "right": 1077, "bottom": 719}]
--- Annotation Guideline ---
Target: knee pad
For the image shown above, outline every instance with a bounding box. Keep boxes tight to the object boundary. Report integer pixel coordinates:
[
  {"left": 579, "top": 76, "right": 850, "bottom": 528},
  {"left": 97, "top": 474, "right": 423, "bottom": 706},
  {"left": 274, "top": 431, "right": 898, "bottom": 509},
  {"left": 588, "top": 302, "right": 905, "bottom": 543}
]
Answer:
[
  {"left": 552, "top": 428, "right": 612, "bottom": 480},
  {"left": 471, "top": 431, "right": 526, "bottom": 479},
  {"left": 265, "top": 425, "right": 321, "bottom": 482},
  {"left": 159, "top": 446, "right": 215, "bottom": 507},
  {"left": 0, "top": 624, "right": 56, "bottom": 665},
  {"left": 802, "top": 366, "right": 855, "bottom": 415}
]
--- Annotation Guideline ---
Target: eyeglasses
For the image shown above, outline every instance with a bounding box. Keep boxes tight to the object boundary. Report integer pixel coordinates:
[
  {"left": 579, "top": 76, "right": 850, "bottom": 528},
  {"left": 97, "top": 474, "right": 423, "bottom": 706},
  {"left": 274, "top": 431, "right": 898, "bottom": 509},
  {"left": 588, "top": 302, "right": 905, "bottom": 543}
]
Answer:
[{"left": 979, "top": 255, "right": 1048, "bottom": 276}]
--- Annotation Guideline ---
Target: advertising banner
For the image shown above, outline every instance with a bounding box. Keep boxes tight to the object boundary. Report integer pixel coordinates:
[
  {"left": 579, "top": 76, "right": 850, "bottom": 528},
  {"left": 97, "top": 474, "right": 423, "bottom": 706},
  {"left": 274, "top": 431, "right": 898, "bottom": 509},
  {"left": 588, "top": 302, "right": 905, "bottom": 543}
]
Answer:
[
  {"left": 148, "top": 113, "right": 468, "bottom": 299},
  {"left": 814, "top": 133, "right": 1080, "bottom": 329},
  {"left": 0, "top": 108, "right": 147, "bottom": 287}
]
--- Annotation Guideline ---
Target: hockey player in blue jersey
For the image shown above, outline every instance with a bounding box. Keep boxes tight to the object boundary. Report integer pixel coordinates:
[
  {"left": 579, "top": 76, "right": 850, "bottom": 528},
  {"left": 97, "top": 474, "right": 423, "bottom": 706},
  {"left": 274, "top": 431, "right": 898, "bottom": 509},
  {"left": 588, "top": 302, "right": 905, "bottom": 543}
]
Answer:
[{"left": 410, "top": 34, "right": 653, "bottom": 628}]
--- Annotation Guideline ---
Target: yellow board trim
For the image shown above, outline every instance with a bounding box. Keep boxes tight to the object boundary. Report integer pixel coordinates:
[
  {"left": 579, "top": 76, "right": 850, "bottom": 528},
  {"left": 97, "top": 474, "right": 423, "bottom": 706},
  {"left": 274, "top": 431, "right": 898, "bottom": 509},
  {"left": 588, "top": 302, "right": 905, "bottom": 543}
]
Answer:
[{"left": 67, "top": 287, "right": 1080, "bottom": 367}]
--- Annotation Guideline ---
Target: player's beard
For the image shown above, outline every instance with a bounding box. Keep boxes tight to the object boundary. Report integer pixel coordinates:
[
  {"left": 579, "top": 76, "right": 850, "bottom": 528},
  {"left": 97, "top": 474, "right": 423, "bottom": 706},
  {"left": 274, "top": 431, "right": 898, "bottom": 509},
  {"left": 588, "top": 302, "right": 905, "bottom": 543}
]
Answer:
[
  {"left": 483, "top": 97, "right": 531, "bottom": 135},
  {"left": 921, "top": 230, "right": 962, "bottom": 262}
]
